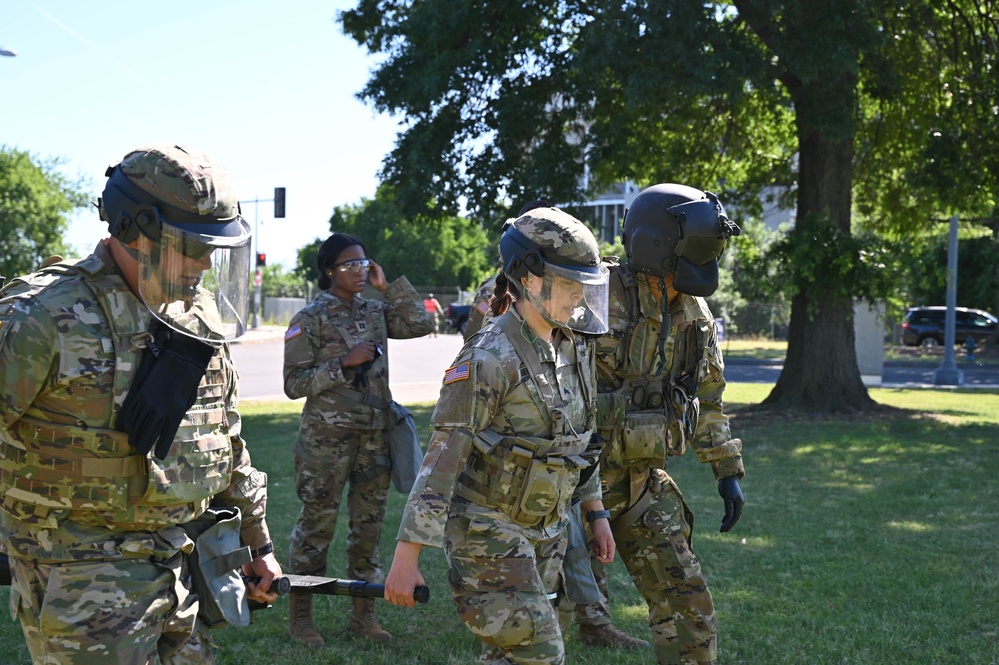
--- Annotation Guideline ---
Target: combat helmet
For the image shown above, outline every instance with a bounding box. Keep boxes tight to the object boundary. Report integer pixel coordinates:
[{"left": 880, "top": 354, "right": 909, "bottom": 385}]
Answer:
[
  {"left": 99, "top": 144, "right": 252, "bottom": 341},
  {"left": 621, "top": 183, "right": 741, "bottom": 297},
  {"left": 500, "top": 207, "right": 609, "bottom": 334}
]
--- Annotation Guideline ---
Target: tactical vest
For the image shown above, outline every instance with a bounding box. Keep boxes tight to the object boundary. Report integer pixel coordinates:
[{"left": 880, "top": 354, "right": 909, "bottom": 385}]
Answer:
[
  {"left": 0, "top": 255, "right": 233, "bottom": 531},
  {"left": 453, "top": 312, "right": 601, "bottom": 529},
  {"left": 595, "top": 263, "right": 706, "bottom": 470}
]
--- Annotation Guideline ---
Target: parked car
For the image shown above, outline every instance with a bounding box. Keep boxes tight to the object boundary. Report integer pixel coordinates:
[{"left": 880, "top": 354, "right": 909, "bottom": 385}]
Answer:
[
  {"left": 445, "top": 303, "right": 472, "bottom": 335},
  {"left": 900, "top": 306, "right": 998, "bottom": 347}
]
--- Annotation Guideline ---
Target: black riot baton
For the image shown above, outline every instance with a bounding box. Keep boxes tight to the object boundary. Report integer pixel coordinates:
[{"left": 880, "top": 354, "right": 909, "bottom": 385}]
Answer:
[{"left": 250, "top": 574, "right": 431, "bottom": 604}]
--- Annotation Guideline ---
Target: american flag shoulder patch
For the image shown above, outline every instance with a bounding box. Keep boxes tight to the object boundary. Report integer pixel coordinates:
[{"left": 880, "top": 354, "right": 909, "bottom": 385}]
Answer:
[
  {"left": 475, "top": 300, "right": 489, "bottom": 315},
  {"left": 285, "top": 324, "right": 302, "bottom": 341},
  {"left": 443, "top": 361, "right": 471, "bottom": 385}
]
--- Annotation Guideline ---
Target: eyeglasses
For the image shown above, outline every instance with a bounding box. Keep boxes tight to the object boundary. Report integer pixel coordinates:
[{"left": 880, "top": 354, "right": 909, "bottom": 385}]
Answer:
[{"left": 331, "top": 259, "right": 371, "bottom": 274}]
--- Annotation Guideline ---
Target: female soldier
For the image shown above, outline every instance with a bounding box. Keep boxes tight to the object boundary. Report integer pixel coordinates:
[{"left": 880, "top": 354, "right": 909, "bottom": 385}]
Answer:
[
  {"left": 385, "top": 208, "right": 614, "bottom": 664},
  {"left": 283, "top": 233, "right": 432, "bottom": 647}
]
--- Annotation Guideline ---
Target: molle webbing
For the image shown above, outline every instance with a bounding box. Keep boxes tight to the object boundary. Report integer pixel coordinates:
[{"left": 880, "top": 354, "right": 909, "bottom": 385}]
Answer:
[
  {"left": 0, "top": 416, "right": 147, "bottom": 513},
  {"left": 454, "top": 429, "right": 591, "bottom": 511}
]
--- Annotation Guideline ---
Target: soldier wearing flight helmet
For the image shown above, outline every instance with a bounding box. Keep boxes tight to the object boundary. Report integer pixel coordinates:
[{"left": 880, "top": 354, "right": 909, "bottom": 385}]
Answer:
[{"left": 576, "top": 183, "right": 746, "bottom": 665}]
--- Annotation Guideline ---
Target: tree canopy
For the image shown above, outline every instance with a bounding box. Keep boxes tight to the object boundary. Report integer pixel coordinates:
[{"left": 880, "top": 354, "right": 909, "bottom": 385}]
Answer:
[
  {"left": 341, "top": 0, "right": 998, "bottom": 412},
  {"left": 0, "top": 147, "right": 89, "bottom": 281}
]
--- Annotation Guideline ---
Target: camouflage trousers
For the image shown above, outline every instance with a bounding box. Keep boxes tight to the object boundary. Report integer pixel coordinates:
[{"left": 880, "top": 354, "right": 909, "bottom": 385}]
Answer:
[
  {"left": 589, "top": 468, "right": 718, "bottom": 665},
  {"left": 444, "top": 507, "right": 567, "bottom": 665},
  {"left": 287, "top": 428, "right": 391, "bottom": 582},
  {"left": 9, "top": 552, "right": 215, "bottom": 664}
]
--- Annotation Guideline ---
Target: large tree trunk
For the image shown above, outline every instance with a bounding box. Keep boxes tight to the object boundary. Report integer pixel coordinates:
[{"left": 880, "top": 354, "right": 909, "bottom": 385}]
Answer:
[{"left": 760, "top": 106, "right": 876, "bottom": 413}]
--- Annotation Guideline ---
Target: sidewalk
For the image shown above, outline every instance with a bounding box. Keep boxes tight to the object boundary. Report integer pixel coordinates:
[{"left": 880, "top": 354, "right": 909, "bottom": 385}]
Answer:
[{"left": 232, "top": 325, "right": 287, "bottom": 345}]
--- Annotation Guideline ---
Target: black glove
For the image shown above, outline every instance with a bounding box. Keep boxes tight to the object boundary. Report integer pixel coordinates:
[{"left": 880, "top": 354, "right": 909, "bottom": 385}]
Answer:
[
  {"left": 117, "top": 330, "right": 215, "bottom": 460},
  {"left": 718, "top": 476, "right": 744, "bottom": 533}
]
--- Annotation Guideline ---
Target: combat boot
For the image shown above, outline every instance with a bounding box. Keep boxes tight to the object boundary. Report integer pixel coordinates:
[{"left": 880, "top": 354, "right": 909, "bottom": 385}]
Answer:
[
  {"left": 579, "top": 622, "right": 650, "bottom": 649},
  {"left": 348, "top": 597, "right": 392, "bottom": 643},
  {"left": 288, "top": 591, "right": 326, "bottom": 648}
]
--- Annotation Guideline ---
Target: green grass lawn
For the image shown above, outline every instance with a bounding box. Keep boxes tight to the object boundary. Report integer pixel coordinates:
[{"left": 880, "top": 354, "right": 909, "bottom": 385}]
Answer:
[{"left": 0, "top": 386, "right": 996, "bottom": 664}]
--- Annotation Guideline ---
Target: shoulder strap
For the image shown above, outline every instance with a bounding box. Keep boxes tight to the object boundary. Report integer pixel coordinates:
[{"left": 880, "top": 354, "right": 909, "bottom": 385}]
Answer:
[
  {"left": 329, "top": 386, "right": 390, "bottom": 411},
  {"left": 493, "top": 312, "right": 556, "bottom": 433},
  {"left": 615, "top": 263, "right": 644, "bottom": 375}
]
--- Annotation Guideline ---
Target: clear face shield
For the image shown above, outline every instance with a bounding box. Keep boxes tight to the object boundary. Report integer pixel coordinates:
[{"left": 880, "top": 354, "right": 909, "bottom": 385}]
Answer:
[
  {"left": 136, "top": 219, "right": 252, "bottom": 342},
  {"left": 520, "top": 261, "right": 610, "bottom": 335}
]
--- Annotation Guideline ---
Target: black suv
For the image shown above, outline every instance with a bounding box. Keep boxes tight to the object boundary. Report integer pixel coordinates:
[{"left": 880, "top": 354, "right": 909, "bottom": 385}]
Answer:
[{"left": 901, "top": 306, "right": 998, "bottom": 347}]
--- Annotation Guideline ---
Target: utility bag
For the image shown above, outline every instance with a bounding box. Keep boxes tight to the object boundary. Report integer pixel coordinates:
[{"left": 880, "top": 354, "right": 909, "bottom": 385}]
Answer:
[
  {"left": 385, "top": 400, "right": 422, "bottom": 493},
  {"left": 561, "top": 502, "right": 601, "bottom": 604},
  {"left": 332, "top": 387, "right": 423, "bottom": 493},
  {"left": 182, "top": 506, "right": 252, "bottom": 628}
]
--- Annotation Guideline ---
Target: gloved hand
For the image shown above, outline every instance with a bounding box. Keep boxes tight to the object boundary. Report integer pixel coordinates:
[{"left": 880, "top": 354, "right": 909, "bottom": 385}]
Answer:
[
  {"left": 717, "top": 476, "right": 744, "bottom": 533},
  {"left": 117, "top": 332, "right": 215, "bottom": 460}
]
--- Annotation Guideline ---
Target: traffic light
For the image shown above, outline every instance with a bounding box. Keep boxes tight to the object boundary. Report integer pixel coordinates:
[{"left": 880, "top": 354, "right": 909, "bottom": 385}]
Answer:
[
  {"left": 256, "top": 252, "right": 266, "bottom": 267},
  {"left": 274, "top": 187, "right": 286, "bottom": 218}
]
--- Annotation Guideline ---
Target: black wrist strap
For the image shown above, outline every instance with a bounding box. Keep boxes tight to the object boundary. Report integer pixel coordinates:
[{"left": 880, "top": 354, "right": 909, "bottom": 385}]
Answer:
[
  {"left": 586, "top": 509, "right": 611, "bottom": 523},
  {"left": 250, "top": 541, "right": 274, "bottom": 559}
]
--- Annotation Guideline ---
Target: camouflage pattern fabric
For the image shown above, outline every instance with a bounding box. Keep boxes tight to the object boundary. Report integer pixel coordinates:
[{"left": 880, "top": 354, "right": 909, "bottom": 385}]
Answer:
[
  {"left": 0, "top": 241, "right": 271, "bottom": 663},
  {"left": 584, "top": 267, "right": 745, "bottom": 665},
  {"left": 463, "top": 272, "right": 498, "bottom": 340},
  {"left": 398, "top": 309, "right": 600, "bottom": 664},
  {"left": 506, "top": 208, "right": 601, "bottom": 269},
  {"left": 287, "top": 438, "right": 391, "bottom": 580},
  {"left": 119, "top": 144, "right": 240, "bottom": 219},
  {"left": 10, "top": 553, "right": 214, "bottom": 664},
  {"left": 283, "top": 277, "right": 430, "bottom": 581}
]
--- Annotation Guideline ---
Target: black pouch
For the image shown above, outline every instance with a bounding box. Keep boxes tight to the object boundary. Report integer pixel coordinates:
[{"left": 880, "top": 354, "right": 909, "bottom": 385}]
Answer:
[{"left": 117, "top": 322, "right": 215, "bottom": 460}]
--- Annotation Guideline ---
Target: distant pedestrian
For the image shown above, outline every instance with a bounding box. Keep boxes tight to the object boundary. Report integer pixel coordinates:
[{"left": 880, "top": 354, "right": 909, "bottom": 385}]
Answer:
[{"left": 423, "top": 292, "right": 444, "bottom": 337}]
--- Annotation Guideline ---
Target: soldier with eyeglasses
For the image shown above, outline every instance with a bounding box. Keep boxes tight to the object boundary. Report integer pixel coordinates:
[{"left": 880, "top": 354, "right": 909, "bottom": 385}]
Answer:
[{"left": 282, "top": 232, "right": 433, "bottom": 647}]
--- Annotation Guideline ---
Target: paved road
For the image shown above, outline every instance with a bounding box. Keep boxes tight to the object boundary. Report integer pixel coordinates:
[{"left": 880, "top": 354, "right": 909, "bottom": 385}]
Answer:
[
  {"left": 231, "top": 329, "right": 464, "bottom": 403},
  {"left": 231, "top": 328, "right": 998, "bottom": 403},
  {"left": 725, "top": 358, "right": 999, "bottom": 388}
]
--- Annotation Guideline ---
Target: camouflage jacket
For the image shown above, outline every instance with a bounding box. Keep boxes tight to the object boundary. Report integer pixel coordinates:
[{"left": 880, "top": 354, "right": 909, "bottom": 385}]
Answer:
[
  {"left": 0, "top": 241, "right": 271, "bottom": 562},
  {"left": 595, "top": 262, "right": 744, "bottom": 490},
  {"left": 398, "top": 309, "right": 602, "bottom": 549},
  {"left": 462, "top": 271, "right": 499, "bottom": 340},
  {"left": 283, "top": 278, "right": 432, "bottom": 459}
]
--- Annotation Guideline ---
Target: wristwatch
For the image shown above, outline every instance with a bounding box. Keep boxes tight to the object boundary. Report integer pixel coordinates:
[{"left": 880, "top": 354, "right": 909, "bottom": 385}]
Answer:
[{"left": 585, "top": 509, "right": 611, "bottom": 523}]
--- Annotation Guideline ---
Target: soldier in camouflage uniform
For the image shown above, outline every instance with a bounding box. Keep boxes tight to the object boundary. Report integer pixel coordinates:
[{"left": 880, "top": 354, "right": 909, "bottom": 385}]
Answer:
[
  {"left": 384, "top": 209, "right": 615, "bottom": 665},
  {"left": 467, "top": 205, "right": 649, "bottom": 652},
  {"left": 0, "top": 144, "right": 281, "bottom": 664},
  {"left": 583, "top": 183, "right": 746, "bottom": 665},
  {"left": 283, "top": 232, "right": 432, "bottom": 647}
]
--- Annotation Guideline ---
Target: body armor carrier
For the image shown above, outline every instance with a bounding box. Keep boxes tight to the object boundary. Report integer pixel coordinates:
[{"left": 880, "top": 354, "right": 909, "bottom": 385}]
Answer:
[
  {"left": 596, "top": 263, "right": 704, "bottom": 470},
  {"left": 453, "top": 312, "right": 601, "bottom": 529},
  {"left": 0, "top": 256, "right": 233, "bottom": 530}
]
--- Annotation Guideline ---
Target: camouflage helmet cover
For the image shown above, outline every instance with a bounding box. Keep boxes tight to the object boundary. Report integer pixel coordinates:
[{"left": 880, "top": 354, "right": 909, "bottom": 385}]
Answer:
[
  {"left": 98, "top": 144, "right": 252, "bottom": 342},
  {"left": 501, "top": 207, "right": 609, "bottom": 334},
  {"left": 501, "top": 207, "right": 602, "bottom": 279},
  {"left": 100, "top": 144, "right": 246, "bottom": 243}
]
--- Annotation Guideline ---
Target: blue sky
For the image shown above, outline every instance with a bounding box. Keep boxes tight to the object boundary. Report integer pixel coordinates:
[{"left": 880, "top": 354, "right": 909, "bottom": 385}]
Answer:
[{"left": 1, "top": 0, "right": 400, "bottom": 269}]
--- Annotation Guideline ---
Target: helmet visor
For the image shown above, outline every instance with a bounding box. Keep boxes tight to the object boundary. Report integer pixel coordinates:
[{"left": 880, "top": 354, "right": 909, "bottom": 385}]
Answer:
[
  {"left": 136, "top": 218, "right": 252, "bottom": 341},
  {"left": 671, "top": 198, "right": 728, "bottom": 265},
  {"left": 521, "top": 262, "right": 610, "bottom": 335}
]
